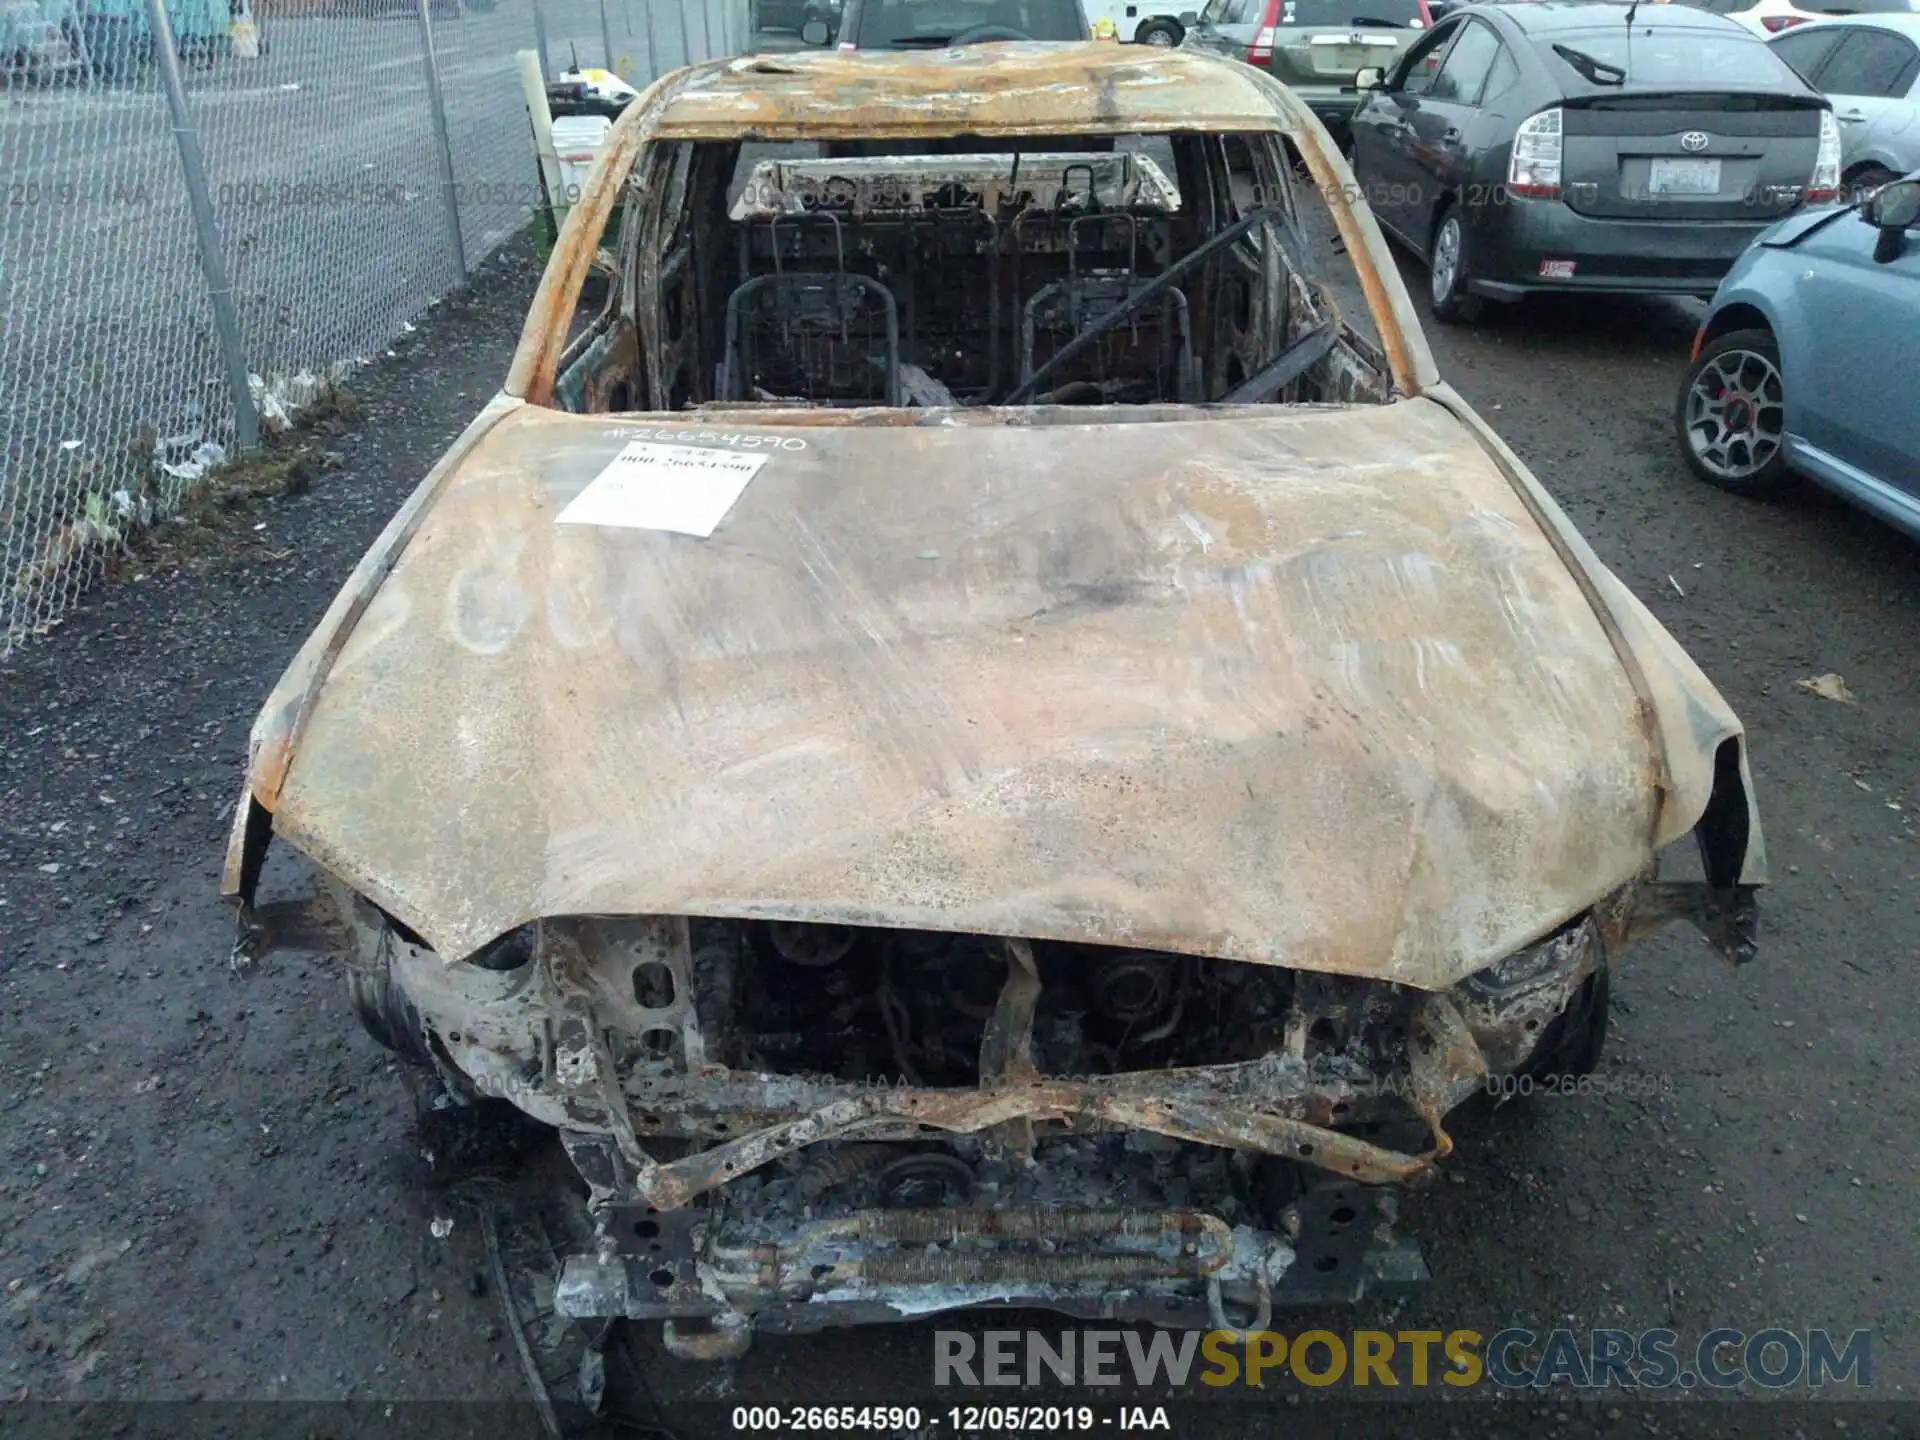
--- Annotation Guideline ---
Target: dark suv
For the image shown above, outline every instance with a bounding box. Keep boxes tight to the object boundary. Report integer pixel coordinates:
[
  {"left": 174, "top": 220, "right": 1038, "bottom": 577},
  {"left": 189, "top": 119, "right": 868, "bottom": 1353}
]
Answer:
[
  {"left": 1182, "top": 0, "right": 1434, "bottom": 145},
  {"left": 819, "top": 0, "right": 1090, "bottom": 47}
]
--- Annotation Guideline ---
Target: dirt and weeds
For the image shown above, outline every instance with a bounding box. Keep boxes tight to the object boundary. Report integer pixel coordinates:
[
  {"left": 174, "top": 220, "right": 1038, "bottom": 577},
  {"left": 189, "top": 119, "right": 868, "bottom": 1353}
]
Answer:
[{"left": 0, "top": 238, "right": 546, "bottom": 1419}]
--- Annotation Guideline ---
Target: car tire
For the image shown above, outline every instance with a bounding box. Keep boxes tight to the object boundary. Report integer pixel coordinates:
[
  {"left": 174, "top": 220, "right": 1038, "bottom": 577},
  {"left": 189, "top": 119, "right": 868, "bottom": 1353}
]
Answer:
[
  {"left": 1517, "top": 964, "right": 1610, "bottom": 1084},
  {"left": 1427, "top": 204, "right": 1483, "bottom": 324},
  {"left": 1135, "top": 17, "right": 1182, "bottom": 46},
  {"left": 1675, "top": 327, "right": 1792, "bottom": 496}
]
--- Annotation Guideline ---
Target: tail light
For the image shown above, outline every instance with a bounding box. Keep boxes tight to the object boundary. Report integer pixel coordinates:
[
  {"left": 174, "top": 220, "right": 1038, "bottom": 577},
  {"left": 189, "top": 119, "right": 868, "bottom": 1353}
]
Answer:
[
  {"left": 1508, "top": 107, "right": 1563, "bottom": 200},
  {"left": 1807, "top": 107, "right": 1842, "bottom": 203},
  {"left": 1760, "top": 14, "right": 1806, "bottom": 31},
  {"left": 1248, "top": 0, "right": 1280, "bottom": 63}
]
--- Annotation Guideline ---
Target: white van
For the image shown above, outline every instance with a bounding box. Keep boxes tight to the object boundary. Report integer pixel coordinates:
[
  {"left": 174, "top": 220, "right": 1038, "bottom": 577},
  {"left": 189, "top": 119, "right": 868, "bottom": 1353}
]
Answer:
[{"left": 1080, "top": 0, "right": 1195, "bottom": 45}]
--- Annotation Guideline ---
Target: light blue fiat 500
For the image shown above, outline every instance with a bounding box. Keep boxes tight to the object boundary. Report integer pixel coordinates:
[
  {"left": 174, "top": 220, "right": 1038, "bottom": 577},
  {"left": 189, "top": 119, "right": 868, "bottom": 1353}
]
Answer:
[{"left": 1677, "top": 172, "right": 1920, "bottom": 537}]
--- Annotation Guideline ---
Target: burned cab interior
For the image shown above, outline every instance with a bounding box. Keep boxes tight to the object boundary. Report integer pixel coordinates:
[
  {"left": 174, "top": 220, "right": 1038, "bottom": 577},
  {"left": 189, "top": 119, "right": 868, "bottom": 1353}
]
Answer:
[{"left": 554, "top": 128, "right": 1395, "bottom": 416}]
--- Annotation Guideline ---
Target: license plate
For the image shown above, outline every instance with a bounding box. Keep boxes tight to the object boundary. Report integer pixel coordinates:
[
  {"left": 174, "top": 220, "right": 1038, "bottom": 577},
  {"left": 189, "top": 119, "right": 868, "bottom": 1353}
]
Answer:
[
  {"left": 1647, "top": 158, "right": 1722, "bottom": 197},
  {"left": 1310, "top": 46, "right": 1370, "bottom": 75}
]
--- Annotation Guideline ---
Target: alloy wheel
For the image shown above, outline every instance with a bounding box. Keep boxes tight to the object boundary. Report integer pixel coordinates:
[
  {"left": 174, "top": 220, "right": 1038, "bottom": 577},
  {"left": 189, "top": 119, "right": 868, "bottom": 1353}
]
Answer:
[
  {"left": 1684, "top": 348, "right": 1785, "bottom": 482},
  {"left": 1431, "top": 217, "right": 1461, "bottom": 306}
]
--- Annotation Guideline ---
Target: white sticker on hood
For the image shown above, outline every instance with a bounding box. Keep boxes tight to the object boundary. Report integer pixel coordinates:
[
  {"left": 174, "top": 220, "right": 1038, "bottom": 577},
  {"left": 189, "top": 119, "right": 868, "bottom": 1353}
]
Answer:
[{"left": 556, "top": 441, "right": 770, "bottom": 538}]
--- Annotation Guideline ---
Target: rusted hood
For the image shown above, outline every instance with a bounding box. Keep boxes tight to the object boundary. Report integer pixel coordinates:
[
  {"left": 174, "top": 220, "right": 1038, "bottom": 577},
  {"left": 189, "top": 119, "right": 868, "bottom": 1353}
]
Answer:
[{"left": 250, "top": 396, "right": 1747, "bottom": 987}]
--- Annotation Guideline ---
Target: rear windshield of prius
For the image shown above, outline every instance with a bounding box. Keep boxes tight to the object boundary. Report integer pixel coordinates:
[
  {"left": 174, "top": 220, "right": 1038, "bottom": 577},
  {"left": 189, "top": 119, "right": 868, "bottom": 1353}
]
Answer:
[
  {"left": 1280, "top": 0, "right": 1426, "bottom": 25},
  {"left": 1201, "top": 0, "right": 1426, "bottom": 24},
  {"left": 1536, "top": 28, "right": 1806, "bottom": 87},
  {"left": 856, "top": 0, "right": 1085, "bottom": 45}
]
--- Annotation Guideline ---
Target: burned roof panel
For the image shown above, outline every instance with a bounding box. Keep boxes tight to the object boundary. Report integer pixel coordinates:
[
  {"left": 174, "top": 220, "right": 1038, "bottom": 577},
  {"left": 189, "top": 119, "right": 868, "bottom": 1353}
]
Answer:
[{"left": 652, "top": 45, "right": 1307, "bottom": 141}]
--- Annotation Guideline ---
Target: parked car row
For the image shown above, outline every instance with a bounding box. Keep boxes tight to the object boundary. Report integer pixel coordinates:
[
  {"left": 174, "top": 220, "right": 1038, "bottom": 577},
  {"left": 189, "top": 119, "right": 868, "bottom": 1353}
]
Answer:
[
  {"left": 1767, "top": 13, "right": 1920, "bottom": 192},
  {"left": 1274, "top": 2, "right": 1919, "bottom": 323},
  {"left": 2, "top": 0, "right": 86, "bottom": 81},
  {"left": 2, "top": 0, "right": 269, "bottom": 81},
  {"left": 1182, "top": 0, "right": 1435, "bottom": 143}
]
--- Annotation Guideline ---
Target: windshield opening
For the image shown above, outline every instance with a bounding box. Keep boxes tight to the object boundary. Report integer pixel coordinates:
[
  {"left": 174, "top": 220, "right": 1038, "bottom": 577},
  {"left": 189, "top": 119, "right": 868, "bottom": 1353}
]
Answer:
[
  {"left": 1537, "top": 27, "right": 1803, "bottom": 88},
  {"left": 551, "top": 130, "right": 1397, "bottom": 418}
]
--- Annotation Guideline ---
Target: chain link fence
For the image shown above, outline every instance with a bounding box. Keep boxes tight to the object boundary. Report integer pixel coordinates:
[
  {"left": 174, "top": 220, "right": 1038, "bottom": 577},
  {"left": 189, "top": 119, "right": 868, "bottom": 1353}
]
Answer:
[{"left": 0, "top": 0, "right": 750, "bottom": 654}]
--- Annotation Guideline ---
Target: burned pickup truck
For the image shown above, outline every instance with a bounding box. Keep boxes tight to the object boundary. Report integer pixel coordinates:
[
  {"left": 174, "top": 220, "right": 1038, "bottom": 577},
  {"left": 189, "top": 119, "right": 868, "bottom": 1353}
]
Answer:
[{"left": 226, "top": 43, "right": 1764, "bottom": 1354}]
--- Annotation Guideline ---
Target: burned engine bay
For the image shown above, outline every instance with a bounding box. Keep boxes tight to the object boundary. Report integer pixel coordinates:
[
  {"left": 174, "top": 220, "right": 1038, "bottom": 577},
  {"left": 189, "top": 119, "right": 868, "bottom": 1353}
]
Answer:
[
  {"left": 344, "top": 891, "right": 1614, "bottom": 1344},
  {"left": 564, "top": 132, "right": 1395, "bottom": 416}
]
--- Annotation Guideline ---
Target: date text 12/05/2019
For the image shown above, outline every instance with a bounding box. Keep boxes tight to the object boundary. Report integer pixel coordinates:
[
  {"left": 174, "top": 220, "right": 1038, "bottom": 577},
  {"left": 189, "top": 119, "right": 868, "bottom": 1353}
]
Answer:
[{"left": 729, "top": 1406, "right": 1172, "bottom": 1431}]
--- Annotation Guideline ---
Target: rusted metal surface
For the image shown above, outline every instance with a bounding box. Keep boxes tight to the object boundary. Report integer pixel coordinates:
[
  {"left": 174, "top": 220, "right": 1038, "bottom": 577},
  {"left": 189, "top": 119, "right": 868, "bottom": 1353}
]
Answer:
[
  {"left": 238, "top": 392, "right": 525, "bottom": 808},
  {"left": 350, "top": 911, "right": 1516, "bottom": 1201},
  {"left": 555, "top": 1197, "right": 1332, "bottom": 1324},
  {"left": 1425, "top": 384, "right": 1765, "bottom": 876},
  {"left": 224, "top": 38, "right": 1771, "bottom": 1339},
  {"left": 608, "top": 1081, "right": 1438, "bottom": 1211},
  {"left": 728, "top": 152, "right": 1182, "bottom": 222},
  {"left": 247, "top": 396, "right": 1721, "bottom": 987},
  {"left": 655, "top": 46, "right": 1309, "bottom": 142},
  {"left": 804, "top": 1208, "right": 1235, "bottom": 1286},
  {"left": 1278, "top": 102, "right": 1433, "bottom": 401},
  {"left": 1403, "top": 994, "right": 1486, "bottom": 1157},
  {"left": 1451, "top": 916, "right": 1603, "bottom": 1076}
]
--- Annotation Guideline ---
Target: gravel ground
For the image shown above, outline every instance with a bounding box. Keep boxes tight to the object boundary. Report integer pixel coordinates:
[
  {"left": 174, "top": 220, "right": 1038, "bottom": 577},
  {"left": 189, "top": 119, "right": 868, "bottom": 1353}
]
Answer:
[{"left": 1, "top": 201, "right": 1917, "bottom": 1439}]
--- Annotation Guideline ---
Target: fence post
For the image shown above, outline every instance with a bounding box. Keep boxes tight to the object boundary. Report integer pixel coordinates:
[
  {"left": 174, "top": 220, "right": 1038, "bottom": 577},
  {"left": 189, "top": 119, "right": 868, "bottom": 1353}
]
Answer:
[
  {"left": 670, "top": 0, "right": 692, "bottom": 64},
  {"left": 531, "top": 0, "right": 553, "bottom": 79},
  {"left": 144, "top": 0, "right": 256, "bottom": 449},
  {"left": 598, "top": 0, "right": 617, "bottom": 72},
  {"left": 415, "top": 0, "right": 469, "bottom": 285},
  {"left": 641, "top": 0, "right": 662, "bottom": 79},
  {"left": 699, "top": 0, "right": 714, "bottom": 59}
]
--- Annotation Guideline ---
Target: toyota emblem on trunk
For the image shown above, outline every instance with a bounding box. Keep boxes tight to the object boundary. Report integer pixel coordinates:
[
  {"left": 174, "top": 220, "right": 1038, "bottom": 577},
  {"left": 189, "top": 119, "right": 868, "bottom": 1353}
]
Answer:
[{"left": 1681, "top": 131, "right": 1710, "bottom": 153}]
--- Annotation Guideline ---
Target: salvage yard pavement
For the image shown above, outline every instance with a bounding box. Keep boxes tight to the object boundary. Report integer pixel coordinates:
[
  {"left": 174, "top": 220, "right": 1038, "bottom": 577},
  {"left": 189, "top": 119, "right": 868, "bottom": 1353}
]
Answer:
[{"left": 1, "top": 232, "right": 1917, "bottom": 1437}]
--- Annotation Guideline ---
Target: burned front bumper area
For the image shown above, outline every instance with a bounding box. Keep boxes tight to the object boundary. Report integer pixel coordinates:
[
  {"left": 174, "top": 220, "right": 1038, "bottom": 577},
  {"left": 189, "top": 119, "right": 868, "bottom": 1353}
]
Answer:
[
  {"left": 557, "top": 1175, "right": 1425, "bottom": 1351},
  {"left": 342, "top": 898, "right": 1617, "bottom": 1337}
]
